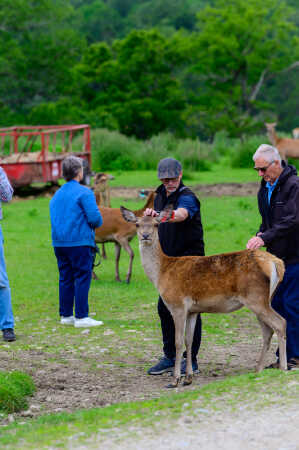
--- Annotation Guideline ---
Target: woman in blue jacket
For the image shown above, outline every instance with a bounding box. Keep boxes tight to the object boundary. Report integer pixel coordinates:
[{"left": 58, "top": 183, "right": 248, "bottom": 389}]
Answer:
[{"left": 50, "top": 156, "right": 103, "bottom": 327}]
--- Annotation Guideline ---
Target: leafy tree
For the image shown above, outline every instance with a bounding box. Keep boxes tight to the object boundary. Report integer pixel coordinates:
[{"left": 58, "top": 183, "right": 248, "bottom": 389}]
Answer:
[
  {"left": 71, "top": 0, "right": 122, "bottom": 43},
  {"left": 0, "top": 0, "right": 85, "bottom": 122},
  {"left": 74, "top": 30, "right": 186, "bottom": 138},
  {"left": 186, "top": 0, "right": 299, "bottom": 137}
]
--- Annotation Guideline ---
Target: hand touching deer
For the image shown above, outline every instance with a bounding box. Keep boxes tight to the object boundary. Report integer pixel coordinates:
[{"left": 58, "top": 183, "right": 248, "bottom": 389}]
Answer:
[{"left": 121, "top": 205, "right": 287, "bottom": 387}]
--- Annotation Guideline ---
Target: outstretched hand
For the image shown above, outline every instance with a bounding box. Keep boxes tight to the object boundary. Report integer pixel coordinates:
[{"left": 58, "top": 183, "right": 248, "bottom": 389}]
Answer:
[
  {"left": 144, "top": 208, "right": 158, "bottom": 217},
  {"left": 246, "top": 236, "right": 264, "bottom": 250}
]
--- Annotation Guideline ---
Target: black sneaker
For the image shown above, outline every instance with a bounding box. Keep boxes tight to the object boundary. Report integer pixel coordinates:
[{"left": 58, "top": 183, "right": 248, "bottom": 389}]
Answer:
[
  {"left": 147, "top": 356, "right": 175, "bottom": 375},
  {"left": 180, "top": 358, "right": 200, "bottom": 375},
  {"left": 2, "top": 328, "right": 16, "bottom": 342},
  {"left": 287, "top": 358, "right": 299, "bottom": 370}
]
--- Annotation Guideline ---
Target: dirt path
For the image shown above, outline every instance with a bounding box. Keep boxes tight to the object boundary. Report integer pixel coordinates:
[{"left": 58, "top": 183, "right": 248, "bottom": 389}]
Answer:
[
  {"left": 89, "top": 403, "right": 299, "bottom": 450},
  {"left": 111, "top": 182, "right": 260, "bottom": 199},
  {"left": 0, "top": 317, "right": 279, "bottom": 422}
]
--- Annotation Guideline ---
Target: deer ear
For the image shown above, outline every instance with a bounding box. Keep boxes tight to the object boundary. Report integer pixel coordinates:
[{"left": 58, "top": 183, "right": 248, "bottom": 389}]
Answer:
[{"left": 120, "top": 206, "right": 137, "bottom": 223}]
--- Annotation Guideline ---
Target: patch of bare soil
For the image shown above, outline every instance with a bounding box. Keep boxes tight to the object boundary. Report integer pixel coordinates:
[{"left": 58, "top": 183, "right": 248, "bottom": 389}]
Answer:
[
  {"left": 0, "top": 317, "right": 277, "bottom": 423},
  {"left": 111, "top": 182, "right": 259, "bottom": 199}
]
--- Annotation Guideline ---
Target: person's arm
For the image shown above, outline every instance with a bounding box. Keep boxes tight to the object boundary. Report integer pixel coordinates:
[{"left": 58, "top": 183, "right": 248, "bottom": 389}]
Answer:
[
  {"left": 247, "top": 183, "right": 299, "bottom": 249},
  {"left": 144, "top": 207, "right": 188, "bottom": 222},
  {"left": 80, "top": 189, "right": 103, "bottom": 228},
  {"left": 0, "top": 167, "right": 13, "bottom": 202},
  {"left": 261, "top": 183, "right": 299, "bottom": 244}
]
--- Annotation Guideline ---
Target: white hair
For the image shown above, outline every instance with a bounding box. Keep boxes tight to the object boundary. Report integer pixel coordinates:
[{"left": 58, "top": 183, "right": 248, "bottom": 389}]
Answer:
[{"left": 253, "top": 144, "right": 281, "bottom": 164}]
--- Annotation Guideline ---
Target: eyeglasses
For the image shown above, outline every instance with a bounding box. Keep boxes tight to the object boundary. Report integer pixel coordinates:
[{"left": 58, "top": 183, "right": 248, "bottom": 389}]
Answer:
[
  {"left": 161, "top": 177, "right": 180, "bottom": 184},
  {"left": 254, "top": 161, "right": 275, "bottom": 173}
]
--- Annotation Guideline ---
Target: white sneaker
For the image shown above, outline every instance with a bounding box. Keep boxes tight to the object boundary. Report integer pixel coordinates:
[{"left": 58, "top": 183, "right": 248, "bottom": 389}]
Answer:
[
  {"left": 60, "top": 316, "right": 75, "bottom": 325},
  {"left": 74, "top": 317, "right": 103, "bottom": 328}
]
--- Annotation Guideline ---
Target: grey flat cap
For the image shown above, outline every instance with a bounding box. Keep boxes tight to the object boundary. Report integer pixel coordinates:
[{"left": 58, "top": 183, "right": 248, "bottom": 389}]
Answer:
[{"left": 157, "top": 158, "right": 182, "bottom": 179}]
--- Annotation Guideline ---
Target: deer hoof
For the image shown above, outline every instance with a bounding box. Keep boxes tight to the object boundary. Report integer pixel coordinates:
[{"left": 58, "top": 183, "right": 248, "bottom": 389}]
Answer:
[
  {"left": 183, "top": 375, "right": 193, "bottom": 386},
  {"left": 166, "top": 378, "right": 181, "bottom": 389}
]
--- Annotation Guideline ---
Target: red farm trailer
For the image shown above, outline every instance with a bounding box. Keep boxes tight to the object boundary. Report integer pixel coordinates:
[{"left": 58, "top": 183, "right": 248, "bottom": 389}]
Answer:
[{"left": 0, "top": 125, "right": 92, "bottom": 188}]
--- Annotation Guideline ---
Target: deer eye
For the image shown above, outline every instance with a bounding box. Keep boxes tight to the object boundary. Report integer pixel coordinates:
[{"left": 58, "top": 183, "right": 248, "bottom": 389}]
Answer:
[{"left": 136, "top": 223, "right": 139, "bottom": 228}]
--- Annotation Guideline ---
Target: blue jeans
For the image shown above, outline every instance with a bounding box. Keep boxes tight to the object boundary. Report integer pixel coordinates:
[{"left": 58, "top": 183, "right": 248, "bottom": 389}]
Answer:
[
  {"left": 54, "top": 246, "right": 94, "bottom": 319},
  {"left": 0, "top": 226, "right": 14, "bottom": 330},
  {"left": 272, "top": 263, "right": 299, "bottom": 361}
]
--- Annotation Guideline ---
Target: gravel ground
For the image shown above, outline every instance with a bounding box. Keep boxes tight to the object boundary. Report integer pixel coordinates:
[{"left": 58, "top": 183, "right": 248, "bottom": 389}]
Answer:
[{"left": 73, "top": 402, "right": 299, "bottom": 450}]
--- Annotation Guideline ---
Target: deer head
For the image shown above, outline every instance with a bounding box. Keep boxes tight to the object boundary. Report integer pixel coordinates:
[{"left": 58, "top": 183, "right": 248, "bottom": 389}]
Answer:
[{"left": 120, "top": 205, "right": 174, "bottom": 246}]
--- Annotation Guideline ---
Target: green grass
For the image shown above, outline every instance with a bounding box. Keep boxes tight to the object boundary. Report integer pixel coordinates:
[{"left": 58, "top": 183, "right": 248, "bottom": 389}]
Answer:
[
  {"left": 108, "top": 166, "right": 259, "bottom": 188},
  {"left": 0, "top": 371, "right": 35, "bottom": 413}
]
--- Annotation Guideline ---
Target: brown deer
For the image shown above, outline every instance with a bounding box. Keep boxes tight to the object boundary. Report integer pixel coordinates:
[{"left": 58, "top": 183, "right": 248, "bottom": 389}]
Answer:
[
  {"left": 292, "top": 128, "right": 299, "bottom": 139},
  {"left": 94, "top": 191, "right": 155, "bottom": 283},
  {"left": 92, "top": 172, "right": 114, "bottom": 259},
  {"left": 121, "top": 205, "right": 287, "bottom": 387},
  {"left": 265, "top": 123, "right": 299, "bottom": 161}
]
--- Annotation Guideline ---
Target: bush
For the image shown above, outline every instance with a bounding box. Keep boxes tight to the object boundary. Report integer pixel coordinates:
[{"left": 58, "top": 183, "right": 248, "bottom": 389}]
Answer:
[
  {"left": 0, "top": 370, "right": 36, "bottom": 413},
  {"left": 86, "top": 129, "right": 217, "bottom": 172},
  {"left": 231, "top": 135, "right": 266, "bottom": 168}
]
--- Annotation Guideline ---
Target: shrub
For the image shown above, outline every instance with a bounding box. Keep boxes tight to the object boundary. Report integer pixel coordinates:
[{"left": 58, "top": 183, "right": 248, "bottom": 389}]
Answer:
[
  {"left": 0, "top": 370, "right": 35, "bottom": 413},
  {"left": 231, "top": 135, "right": 266, "bottom": 168},
  {"left": 85, "top": 129, "right": 217, "bottom": 172}
]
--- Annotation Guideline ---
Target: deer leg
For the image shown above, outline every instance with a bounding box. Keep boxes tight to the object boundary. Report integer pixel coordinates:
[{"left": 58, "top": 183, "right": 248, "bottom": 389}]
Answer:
[
  {"left": 118, "top": 238, "right": 134, "bottom": 284},
  {"left": 101, "top": 243, "right": 107, "bottom": 260},
  {"left": 256, "top": 317, "right": 274, "bottom": 372},
  {"left": 167, "top": 309, "right": 186, "bottom": 388},
  {"left": 183, "top": 313, "right": 197, "bottom": 386},
  {"left": 92, "top": 270, "right": 98, "bottom": 280},
  {"left": 252, "top": 305, "right": 287, "bottom": 371},
  {"left": 114, "top": 242, "right": 121, "bottom": 282}
]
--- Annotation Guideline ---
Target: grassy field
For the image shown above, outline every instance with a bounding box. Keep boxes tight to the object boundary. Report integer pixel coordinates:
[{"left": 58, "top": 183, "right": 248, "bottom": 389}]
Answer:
[
  {"left": 108, "top": 166, "right": 259, "bottom": 188},
  {"left": 0, "top": 190, "right": 297, "bottom": 448}
]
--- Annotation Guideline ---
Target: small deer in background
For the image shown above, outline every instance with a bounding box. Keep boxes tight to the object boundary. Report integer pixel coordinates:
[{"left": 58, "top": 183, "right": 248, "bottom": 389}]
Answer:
[
  {"left": 265, "top": 123, "right": 299, "bottom": 161},
  {"left": 292, "top": 128, "right": 299, "bottom": 139},
  {"left": 94, "top": 191, "right": 155, "bottom": 283},
  {"left": 92, "top": 172, "right": 114, "bottom": 259},
  {"left": 121, "top": 205, "right": 287, "bottom": 388}
]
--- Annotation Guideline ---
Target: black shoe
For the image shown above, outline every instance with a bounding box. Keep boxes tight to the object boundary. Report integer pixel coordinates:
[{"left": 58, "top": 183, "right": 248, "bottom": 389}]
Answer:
[
  {"left": 2, "top": 328, "right": 16, "bottom": 342},
  {"left": 147, "top": 356, "right": 175, "bottom": 375},
  {"left": 287, "top": 358, "right": 299, "bottom": 370},
  {"left": 180, "top": 358, "right": 200, "bottom": 375}
]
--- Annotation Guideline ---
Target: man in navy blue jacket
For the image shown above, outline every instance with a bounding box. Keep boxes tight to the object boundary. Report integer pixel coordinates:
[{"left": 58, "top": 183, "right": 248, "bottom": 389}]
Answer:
[
  {"left": 50, "top": 156, "right": 103, "bottom": 328},
  {"left": 247, "top": 144, "right": 299, "bottom": 370}
]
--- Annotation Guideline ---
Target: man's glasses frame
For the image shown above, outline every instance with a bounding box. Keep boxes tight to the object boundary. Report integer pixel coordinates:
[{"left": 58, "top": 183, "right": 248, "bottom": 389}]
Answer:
[{"left": 254, "top": 160, "right": 275, "bottom": 173}]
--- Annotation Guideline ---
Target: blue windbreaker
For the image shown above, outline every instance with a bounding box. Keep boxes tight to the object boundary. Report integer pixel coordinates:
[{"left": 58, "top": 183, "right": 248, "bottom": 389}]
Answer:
[{"left": 50, "top": 180, "right": 102, "bottom": 247}]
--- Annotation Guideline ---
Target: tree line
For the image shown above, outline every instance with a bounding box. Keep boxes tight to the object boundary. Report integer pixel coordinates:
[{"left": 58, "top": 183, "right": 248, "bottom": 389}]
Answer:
[{"left": 0, "top": 0, "right": 298, "bottom": 140}]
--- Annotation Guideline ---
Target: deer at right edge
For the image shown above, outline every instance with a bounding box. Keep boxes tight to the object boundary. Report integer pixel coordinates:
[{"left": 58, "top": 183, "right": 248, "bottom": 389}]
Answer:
[{"left": 266, "top": 123, "right": 299, "bottom": 161}]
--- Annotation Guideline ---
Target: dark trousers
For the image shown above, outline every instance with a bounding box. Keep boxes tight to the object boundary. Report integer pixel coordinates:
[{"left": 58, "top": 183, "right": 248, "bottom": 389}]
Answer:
[
  {"left": 158, "top": 296, "right": 202, "bottom": 362},
  {"left": 54, "top": 246, "right": 93, "bottom": 319},
  {"left": 272, "top": 263, "right": 299, "bottom": 361}
]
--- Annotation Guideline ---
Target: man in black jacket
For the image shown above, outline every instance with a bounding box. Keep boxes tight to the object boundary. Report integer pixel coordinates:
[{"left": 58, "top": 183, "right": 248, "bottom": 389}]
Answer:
[
  {"left": 247, "top": 144, "right": 299, "bottom": 370},
  {"left": 145, "top": 158, "right": 205, "bottom": 375}
]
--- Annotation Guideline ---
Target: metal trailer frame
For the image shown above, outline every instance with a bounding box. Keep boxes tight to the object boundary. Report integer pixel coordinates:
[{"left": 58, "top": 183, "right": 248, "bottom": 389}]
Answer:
[{"left": 0, "top": 125, "right": 91, "bottom": 188}]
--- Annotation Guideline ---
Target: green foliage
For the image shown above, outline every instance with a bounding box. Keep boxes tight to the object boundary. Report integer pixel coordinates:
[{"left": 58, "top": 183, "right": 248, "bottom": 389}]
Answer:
[
  {"left": 187, "top": 0, "right": 298, "bottom": 137},
  {"left": 0, "top": 0, "right": 85, "bottom": 120},
  {"left": 0, "top": 371, "right": 35, "bottom": 413},
  {"left": 86, "top": 128, "right": 218, "bottom": 171},
  {"left": 231, "top": 135, "right": 266, "bottom": 168},
  {"left": 73, "top": 30, "right": 187, "bottom": 139}
]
